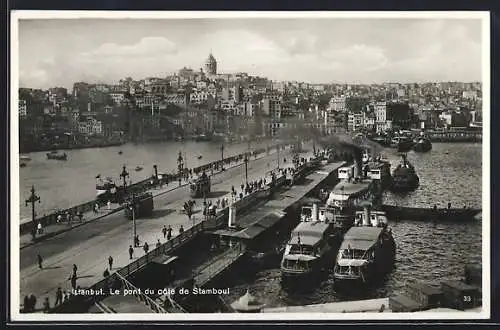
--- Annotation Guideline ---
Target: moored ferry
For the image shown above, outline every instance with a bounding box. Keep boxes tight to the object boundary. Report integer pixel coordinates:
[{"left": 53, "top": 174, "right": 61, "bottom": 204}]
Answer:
[
  {"left": 390, "top": 136, "right": 414, "bottom": 153},
  {"left": 333, "top": 204, "right": 396, "bottom": 284},
  {"left": 413, "top": 131, "right": 433, "bottom": 153},
  {"left": 391, "top": 153, "right": 420, "bottom": 192},
  {"left": 280, "top": 204, "right": 339, "bottom": 282},
  {"left": 325, "top": 162, "right": 377, "bottom": 231}
]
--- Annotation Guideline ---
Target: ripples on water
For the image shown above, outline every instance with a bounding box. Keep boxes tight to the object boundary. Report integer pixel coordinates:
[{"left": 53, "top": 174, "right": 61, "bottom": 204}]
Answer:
[{"left": 224, "top": 143, "right": 483, "bottom": 308}]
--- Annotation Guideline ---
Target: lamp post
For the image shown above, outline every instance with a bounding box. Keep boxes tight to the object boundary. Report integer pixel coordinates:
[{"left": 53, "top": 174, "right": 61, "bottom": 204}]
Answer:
[
  {"left": 25, "top": 185, "right": 41, "bottom": 240},
  {"left": 276, "top": 143, "right": 280, "bottom": 170},
  {"left": 177, "top": 151, "right": 184, "bottom": 187},
  {"left": 244, "top": 153, "right": 249, "bottom": 185},
  {"left": 120, "top": 165, "right": 129, "bottom": 191},
  {"left": 153, "top": 164, "right": 158, "bottom": 181},
  {"left": 129, "top": 192, "right": 137, "bottom": 246},
  {"left": 220, "top": 143, "right": 224, "bottom": 170}
]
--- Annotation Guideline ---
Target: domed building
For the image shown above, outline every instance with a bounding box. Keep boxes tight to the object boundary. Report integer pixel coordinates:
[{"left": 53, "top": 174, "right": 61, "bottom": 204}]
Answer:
[{"left": 204, "top": 53, "right": 217, "bottom": 76}]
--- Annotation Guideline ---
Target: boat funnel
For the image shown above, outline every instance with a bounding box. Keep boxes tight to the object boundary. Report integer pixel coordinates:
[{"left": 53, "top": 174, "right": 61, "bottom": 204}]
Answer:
[
  {"left": 312, "top": 203, "right": 318, "bottom": 221},
  {"left": 228, "top": 204, "right": 236, "bottom": 228},
  {"left": 362, "top": 205, "right": 371, "bottom": 226}
]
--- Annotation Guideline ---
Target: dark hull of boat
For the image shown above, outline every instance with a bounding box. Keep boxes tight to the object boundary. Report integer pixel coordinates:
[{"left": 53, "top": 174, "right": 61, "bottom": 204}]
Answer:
[
  {"left": 381, "top": 205, "right": 481, "bottom": 223},
  {"left": 390, "top": 176, "right": 419, "bottom": 192},
  {"left": 413, "top": 141, "right": 432, "bottom": 152},
  {"left": 47, "top": 154, "right": 67, "bottom": 160}
]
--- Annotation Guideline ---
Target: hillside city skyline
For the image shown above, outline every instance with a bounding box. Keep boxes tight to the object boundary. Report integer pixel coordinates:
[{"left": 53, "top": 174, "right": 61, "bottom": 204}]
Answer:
[{"left": 18, "top": 18, "right": 483, "bottom": 89}]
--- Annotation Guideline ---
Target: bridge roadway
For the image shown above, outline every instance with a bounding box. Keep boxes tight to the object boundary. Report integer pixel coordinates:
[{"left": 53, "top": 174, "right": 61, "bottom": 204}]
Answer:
[{"left": 19, "top": 145, "right": 311, "bottom": 308}]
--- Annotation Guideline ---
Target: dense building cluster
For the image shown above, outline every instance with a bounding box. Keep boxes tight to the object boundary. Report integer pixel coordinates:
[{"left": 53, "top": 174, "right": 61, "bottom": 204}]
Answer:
[{"left": 18, "top": 52, "right": 483, "bottom": 151}]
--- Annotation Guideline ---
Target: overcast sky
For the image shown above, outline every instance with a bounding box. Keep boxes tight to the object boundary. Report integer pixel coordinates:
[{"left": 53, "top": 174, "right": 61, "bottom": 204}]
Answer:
[{"left": 17, "top": 17, "right": 484, "bottom": 89}]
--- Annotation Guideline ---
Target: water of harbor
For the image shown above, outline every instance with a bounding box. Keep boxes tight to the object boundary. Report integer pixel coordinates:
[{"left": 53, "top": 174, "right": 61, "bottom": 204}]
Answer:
[
  {"left": 18, "top": 140, "right": 270, "bottom": 222},
  {"left": 224, "top": 142, "right": 483, "bottom": 309}
]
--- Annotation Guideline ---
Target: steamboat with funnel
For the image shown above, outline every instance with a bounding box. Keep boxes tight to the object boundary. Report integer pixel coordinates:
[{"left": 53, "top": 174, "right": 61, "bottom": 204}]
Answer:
[{"left": 333, "top": 202, "right": 396, "bottom": 284}]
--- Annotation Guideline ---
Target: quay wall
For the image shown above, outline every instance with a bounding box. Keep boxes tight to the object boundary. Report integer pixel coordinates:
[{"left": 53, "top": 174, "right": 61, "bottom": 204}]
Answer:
[
  {"left": 20, "top": 144, "right": 285, "bottom": 237},
  {"left": 427, "top": 130, "right": 482, "bottom": 143}
]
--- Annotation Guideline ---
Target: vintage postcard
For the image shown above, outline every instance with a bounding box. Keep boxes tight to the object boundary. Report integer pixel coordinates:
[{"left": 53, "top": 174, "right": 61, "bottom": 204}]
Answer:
[{"left": 10, "top": 11, "right": 490, "bottom": 321}]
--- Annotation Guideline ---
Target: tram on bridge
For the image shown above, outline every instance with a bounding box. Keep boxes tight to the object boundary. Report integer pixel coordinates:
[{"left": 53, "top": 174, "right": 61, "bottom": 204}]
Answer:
[{"left": 190, "top": 172, "right": 211, "bottom": 198}]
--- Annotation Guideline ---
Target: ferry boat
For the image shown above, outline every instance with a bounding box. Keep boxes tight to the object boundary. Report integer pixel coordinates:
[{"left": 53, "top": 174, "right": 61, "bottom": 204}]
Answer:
[
  {"left": 413, "top": 132, "right": 432, "bottom": 153},
  {"left": 390, "top": 136, "right": 414, "bottom": 153},
  {"left": 390, "top": 153, "right": 419, "bottom": 192},
  {"left": 362, "top": 156, "right": 392, "bottom": 191},
  {"left": 333, "top": 204, "right": 396, "bottom": 284},
  {"left": 280, "top": 208, "right": 339, "bottom": 282},
  {"left": 46, "top": 151, "right": 68, "bottom": 161},
  {"left": 324, "top": 162, "right": 378, "bottom": 231},
  {"left": 20, "top": 155, "right": 31, "bottom": 162}
]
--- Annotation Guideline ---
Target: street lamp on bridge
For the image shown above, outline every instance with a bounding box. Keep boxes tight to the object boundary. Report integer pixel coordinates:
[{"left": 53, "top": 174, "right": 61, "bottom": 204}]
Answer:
[
  {"left": 177, "top": 151, "right": 184, "bottom": 186},
  {"left": 243, "top": 153, "right": 249, "bottom": 185},
  {"left": 120, "top": 165, "right": 129, "bottom": 189},
  {"left": 220, "top": 143, "right": 225, "bottom": 170},
  {"left": 25, "top": 185, "right": 41, "bottom": 240}
]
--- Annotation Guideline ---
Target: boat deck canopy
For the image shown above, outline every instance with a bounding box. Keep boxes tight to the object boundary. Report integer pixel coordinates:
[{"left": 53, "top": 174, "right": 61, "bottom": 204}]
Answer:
[
  {"left": 283, "top": 254, "right": 316, "bottom": 261},
  {"left": 340, "top": 227, "right": 384, "bottom": 250},
  {"left": 337, "top": 259, "right": 369, "bottom": 267},
  {"left": 331, "top": 181, "right": 371, "bottom": 196},
  {"left": 289, "top": 235, "right": 321, "bottom": 247},
  {"left": 292, "top": 221, "right": 331, "bottom": 237}
]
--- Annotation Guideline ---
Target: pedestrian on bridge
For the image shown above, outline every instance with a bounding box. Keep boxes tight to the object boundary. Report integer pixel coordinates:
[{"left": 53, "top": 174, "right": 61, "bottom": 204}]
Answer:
[
  {"left": 167, "top": 225, "right": 172, "bottom": 240},
  {"left": 179, "top": 225, "right": 184, "bottom": 235},
  {"left": 43, "top": 297, "right": 50, "bottom": 313},
  {"left": 162, "top": 225, "right": 167, "bottom": 239},
  {"left": 103, "top": 268, "right": 110, "bottom": 278},
  {"left": 156, "top": 239, "right": 161, "bottom": 249},
  {"left": 23, "top": 295, "right": 29, "bottom": 313},
  {"left": 94, "top": 203, "right": 99, "bottom": 214},
  {"left": 134, "top": 235, "right": 140, "bottom": 247},
  {"left": 63, "top": 290, "right": 69, "bottom": 302},
  {"left": 55, "top": 287, "right": 63, "bottom": 306},
  {"left": 69, "top": 273, "right": 77, "bottom": 290},
  {"left": 108, "top": 256, "right": 113, "bottom": 270},
  {"left": 143, "top": 242, "right": 149, "bottom": 254},
  {"left": 72, "top": 264, "right": 78, "bottom": 278},
  {"left": 29, "top": 294, "right": 37, "bottom": 312},
  {"left": 37, "top": 253, "right": 43, "bottom": 269},
  {"left": 129, "top": 245, "right": 134, "bottom": 259},
  {"left": 107, "top": 200, "right": 112, "bottom": 210}
]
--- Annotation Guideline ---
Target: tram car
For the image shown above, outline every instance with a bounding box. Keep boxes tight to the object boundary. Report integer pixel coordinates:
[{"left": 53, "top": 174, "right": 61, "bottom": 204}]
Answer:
[
  {"left": 190, "top": 172, "right": 211, "bottom": 198},
  {"left": 124, "top": 192, "right": 154, "bottom": 219}
]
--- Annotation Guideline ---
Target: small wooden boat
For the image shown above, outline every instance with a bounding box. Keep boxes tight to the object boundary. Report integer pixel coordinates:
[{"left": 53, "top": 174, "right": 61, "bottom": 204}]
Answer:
[
  {"left": 20, "top": 155, "right": 31, "bottom": 162},
  {"left": 380, "top": 204, "right": 481, "bottom": 223},
  {"left": 198, "top": 155, "right": 203, "bottom": 160},
  {"left": 20, "top": 163, "right": 27, "bottom": 168},
  {"left": 135, "top": 166, "right": 143, "bottom": 172},
  {"left": 118, "top": 150, "right": 123, "bottom": 155},
  {"left": 47, "top": 151, "right": 67, "bottom": 161}
]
